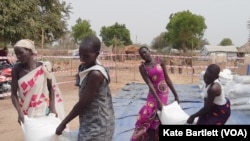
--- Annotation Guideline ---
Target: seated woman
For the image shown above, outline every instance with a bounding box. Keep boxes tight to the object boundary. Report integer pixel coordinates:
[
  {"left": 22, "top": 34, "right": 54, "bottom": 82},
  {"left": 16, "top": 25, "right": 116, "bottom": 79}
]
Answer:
[{"left": 187, "top": 64, "right": 231, "bottom": 125}]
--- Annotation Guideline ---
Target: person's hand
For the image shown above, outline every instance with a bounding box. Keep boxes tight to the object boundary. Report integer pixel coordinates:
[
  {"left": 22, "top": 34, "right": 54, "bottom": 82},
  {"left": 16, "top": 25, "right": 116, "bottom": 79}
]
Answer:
[
  {"left": 187, "top": 115, "right": 195, "bottom": 124},
  {"left": 174, "top": 97, "right": 180, "bottom": 104},
  {"left": 50, "top": 108, "right": 58, "bottom": 117},
  {"left": 55, "top": 123, "right": 66, "bottom": 135},
  {"left": 18, "top": 114, "right": 24, "bottom": 125},
  {"left": 131, "top": 128, "right": 144, "bottom": 140}
]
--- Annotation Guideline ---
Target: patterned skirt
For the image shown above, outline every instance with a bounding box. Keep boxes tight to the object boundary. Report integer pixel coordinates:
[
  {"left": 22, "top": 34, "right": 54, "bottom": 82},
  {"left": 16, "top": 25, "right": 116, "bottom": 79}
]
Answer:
[{"left": 197, "top": 98, "right": 231, "bottom": 125}]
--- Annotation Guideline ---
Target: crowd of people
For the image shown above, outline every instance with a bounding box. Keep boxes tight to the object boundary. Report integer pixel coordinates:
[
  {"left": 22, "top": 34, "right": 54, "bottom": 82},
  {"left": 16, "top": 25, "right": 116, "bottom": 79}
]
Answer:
[{"left": 10, "top": 36, "right": 231, "bottom": 141}]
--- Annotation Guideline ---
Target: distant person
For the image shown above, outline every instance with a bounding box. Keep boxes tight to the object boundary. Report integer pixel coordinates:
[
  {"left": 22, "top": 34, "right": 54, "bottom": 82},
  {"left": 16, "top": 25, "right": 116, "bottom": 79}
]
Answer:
[
  {"left": 0, "top": 47, "right": 8, "bottom": 56},
  {"left": 0, "top": 47, "right": 13, "bottom": 66},
  {"left": 55, "top": 35, "right": 115, "bottom": 141},
  {"left": 187, "top": 64, "right": 231, "bottom": 125},
  {"left": 11, "top": 39, "right": 65, "bottom": 125},
  {"left": 130, "top": 46, "right": 179, "bottom": 141}
]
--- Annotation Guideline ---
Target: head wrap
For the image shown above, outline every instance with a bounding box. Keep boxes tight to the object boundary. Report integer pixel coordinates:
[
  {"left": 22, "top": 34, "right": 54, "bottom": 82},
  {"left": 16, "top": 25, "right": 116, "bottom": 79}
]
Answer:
[{"left": 14, "top": 39, "right": 37, "bottom": 54}]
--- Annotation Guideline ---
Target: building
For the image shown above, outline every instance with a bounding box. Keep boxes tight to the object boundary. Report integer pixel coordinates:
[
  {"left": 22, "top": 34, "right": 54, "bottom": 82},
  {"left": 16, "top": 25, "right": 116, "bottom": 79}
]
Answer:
[
  {"left": 200, "top": 45, "right": 238, "bottom": 57},
  {"left": 237, "top": 42, "right": 250, "bottom": 57}
]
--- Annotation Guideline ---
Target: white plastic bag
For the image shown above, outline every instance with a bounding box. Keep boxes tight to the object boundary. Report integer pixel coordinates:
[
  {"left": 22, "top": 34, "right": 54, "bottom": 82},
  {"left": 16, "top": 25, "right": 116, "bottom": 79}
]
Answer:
[
  {"left": 227, "top": 83, "right": 250, "bottom": 98},
  {"left": 219, "top": 69, "right": 233, "bottom": 85},
  {"left": 233, "top": 74, "right": 250, "bottom": 84},
  {"left": 230, "top": 97, "right": 250, "bottom": 105},
  {"left": 61, "top": 130, "right": 78, "bottom": 141},
  {"left": 231, "top": 104, "right": 250, "bottom": 110},
  {"left": 157, "top": 101, "right": 195, "bottom": 125},
  {"left": 22, "top": 114, "right": 74, "bottom": 141}
]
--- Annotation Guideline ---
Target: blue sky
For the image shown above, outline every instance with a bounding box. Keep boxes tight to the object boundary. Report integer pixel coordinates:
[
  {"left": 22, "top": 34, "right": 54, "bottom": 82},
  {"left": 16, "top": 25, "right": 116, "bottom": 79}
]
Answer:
[{"left": 63, "top": 0, "right": 250, "bottom": 47}]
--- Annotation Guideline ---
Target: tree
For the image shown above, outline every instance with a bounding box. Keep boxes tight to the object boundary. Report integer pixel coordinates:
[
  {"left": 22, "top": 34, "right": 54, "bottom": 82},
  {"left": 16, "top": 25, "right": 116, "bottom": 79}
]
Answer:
[
  {"left": 166, "top": 10, "right": 207, "bottom": 52},
  {"left": 0, "top": 0, "right": 71, "bottom": 47},
  {"left": 54, "top": 31, "right": 77, "bottom": 49},
  {"left": 151, "top": 32, "right": 170, "bottom": 51},
  {"left": 100, "top": 22, "right": 132, "bottom": 47},
  {"left": 71, "top": 18, "right": 96, "bottom": 44},
  {"left": 219, "top": 38, "right": 233, "bottom": 46},
  {"left": 198, "top": 38, "right": 209, "bottom": 49}
]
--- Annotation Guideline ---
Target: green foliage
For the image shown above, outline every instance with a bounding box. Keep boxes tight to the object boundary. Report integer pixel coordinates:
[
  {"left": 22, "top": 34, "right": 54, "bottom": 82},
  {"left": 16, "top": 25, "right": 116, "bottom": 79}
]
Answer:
[
  {"left": 0, "top": 0, "right": 71, "bottom": 47},
  {"left": 71, "top": 18, "right": 96, "bottom": 44},
  {"left": 151, "top": 32, "right": 169, "bottom": 50},
  {"left": 100, "top": 22, "right": 132, "bottom": 47},
  {"left": 198, "top": 38, "right": 209, "bottom": 49},
  {"left": 219, "top": 38, "right": 233, "bottom": 46},
  {"left": 166, "top": 10, "right": 207, "bottom": 51}
]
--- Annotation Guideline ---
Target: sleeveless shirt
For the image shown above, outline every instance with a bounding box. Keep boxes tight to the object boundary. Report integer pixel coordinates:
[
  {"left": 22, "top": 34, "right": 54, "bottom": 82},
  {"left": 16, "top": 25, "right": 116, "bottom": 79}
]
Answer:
[
  {"left": 78, "top": 67, "right": 115, "bottom": 141},
  {"left": 203, "top": 79, "right": 226, "bottom": 105}
]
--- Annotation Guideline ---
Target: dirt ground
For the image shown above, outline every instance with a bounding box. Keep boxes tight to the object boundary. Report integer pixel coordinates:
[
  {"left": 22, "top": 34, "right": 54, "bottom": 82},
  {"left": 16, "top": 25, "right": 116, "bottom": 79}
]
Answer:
[{"left": 0, "top": 62, "right": 200, "bottom": 141}]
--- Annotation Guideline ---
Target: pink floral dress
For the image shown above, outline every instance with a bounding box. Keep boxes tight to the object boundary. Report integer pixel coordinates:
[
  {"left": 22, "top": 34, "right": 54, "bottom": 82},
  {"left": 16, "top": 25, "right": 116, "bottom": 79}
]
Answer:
[{"left": 131, "top": 58, "right": 169, "bottom": 141}]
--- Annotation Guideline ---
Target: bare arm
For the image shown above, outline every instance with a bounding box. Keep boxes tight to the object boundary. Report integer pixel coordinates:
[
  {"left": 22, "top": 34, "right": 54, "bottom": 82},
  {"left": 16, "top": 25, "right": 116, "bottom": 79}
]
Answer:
[
  {"left": 139, "top": 65, "right": 163, "bottom": 110},
  {"left": 56, "top": 70, "right": 104, "bottom": 135},
  {"left": 11, "top": 64, "right": 24, "bottom": 125},
  {"left": 47, "top": 78, "right": 57, "bottom": 115},
  {"left": 160, "top": 58, "right": 179, "bottom": 103},
  {"left": 187, "top": 82, "right": 221, "bottom": 124}
]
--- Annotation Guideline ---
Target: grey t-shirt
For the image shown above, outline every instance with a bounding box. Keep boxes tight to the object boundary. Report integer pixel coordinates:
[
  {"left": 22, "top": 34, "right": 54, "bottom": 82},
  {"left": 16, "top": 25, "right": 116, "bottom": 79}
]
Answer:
[{"left": 78, "top": 68, "right": 115, "bottom": 141}]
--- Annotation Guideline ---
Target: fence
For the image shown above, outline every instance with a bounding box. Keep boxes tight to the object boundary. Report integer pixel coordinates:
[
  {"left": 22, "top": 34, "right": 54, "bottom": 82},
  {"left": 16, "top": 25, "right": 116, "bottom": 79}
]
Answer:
[{"left": 0, "top": 53, "right": 246, "bottom": 85}]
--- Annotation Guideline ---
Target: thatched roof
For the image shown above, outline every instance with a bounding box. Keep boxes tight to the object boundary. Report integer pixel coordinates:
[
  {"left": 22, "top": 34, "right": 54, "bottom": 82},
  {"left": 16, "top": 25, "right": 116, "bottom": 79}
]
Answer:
[
  {"left": 100, "top": 42, "right": 112, "bottom": 53},
  {"left": 124, "top": 45, "right": 139, "bottom": 53},
  {"left": 237, "top": 42, "right": 250, "bottom": 54}
]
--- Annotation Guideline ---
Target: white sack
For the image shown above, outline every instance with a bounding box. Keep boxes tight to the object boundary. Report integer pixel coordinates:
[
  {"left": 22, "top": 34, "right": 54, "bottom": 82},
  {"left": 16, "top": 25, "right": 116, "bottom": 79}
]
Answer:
[
  {"left": 227, "top": 83, "right": 250, "bottom": 98},
  {"left": 61, "top": 130, "right": 78, "bottom": 141},
  {"left": 233, "top": 74, "right": 250, "bottom": 84},
  {"left": 22, "top": 114, "right": 77, "bottom": 141},
  {"left": 198, "top": 71, "right": 205, "bottom": 89},
  {"left": 231, "top": 104, "right": 250, "bottom": 110},
  {"left": 230, "top": 97, "right": 250, "bottom": 105},
  {"left": 157, "top": 101, "right": 197, "bottom": 125},
  {"left": 219, "top": 69, "right": 233, "bottom": 85}
]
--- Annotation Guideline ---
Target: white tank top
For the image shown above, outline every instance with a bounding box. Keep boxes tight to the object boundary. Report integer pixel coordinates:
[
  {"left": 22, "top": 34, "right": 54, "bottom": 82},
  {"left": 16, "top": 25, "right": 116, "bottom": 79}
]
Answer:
[{"left": 203, "top": 79, "right": 226, "bottom": 105}]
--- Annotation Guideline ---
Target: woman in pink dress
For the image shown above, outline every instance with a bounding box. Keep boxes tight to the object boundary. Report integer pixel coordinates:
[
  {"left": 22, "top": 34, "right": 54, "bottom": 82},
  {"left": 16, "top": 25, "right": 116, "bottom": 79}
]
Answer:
[{"left": 131, "top": 46, "right": 179, "bottom": 141}]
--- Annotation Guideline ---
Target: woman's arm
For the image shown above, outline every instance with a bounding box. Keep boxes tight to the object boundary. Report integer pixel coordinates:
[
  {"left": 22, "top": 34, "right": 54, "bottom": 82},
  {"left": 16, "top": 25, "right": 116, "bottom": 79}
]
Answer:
[
  {"left": 11, "top": 64, "right": 24, "bottom": 124},
  {"left": 56, "top": 70, "right": 104, "bottom": 135},
  {"left": 47, "top": 78, "right": 57, "bottom": 115},
  {"left": 187, "top": 82, "right": 220, "bottom": 124},
  {"left": 160, "top": 58, "right": 179, "bottom": 103}
]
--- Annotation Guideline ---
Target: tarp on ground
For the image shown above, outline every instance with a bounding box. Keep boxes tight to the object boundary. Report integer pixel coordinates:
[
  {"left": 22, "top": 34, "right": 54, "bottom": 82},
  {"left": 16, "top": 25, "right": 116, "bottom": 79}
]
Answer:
[{"left": 113, "top": 82, "right": 250, "bottom": 141}]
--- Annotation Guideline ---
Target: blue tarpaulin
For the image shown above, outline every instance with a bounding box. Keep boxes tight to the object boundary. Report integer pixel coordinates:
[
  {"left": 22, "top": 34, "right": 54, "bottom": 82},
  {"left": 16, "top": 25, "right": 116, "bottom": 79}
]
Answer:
[{"left": 113, "top": 82, "right": 250, "bottom": 141}]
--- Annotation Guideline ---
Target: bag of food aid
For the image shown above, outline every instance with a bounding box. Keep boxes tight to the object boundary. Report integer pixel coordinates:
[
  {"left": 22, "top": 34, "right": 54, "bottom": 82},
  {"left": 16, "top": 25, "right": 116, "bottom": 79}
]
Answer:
[
  {"left": 157, "top": 101, "right": 197, "bottom": 125},
  {"left": 21, "top": 113, "right": 76, "bottom": 141}
]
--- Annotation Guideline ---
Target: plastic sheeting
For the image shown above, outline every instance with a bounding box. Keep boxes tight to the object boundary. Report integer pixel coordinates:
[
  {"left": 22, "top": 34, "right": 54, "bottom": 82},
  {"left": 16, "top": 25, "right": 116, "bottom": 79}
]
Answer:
[{"left": 113, "top": 82, "right": 250, "bottom": 141}]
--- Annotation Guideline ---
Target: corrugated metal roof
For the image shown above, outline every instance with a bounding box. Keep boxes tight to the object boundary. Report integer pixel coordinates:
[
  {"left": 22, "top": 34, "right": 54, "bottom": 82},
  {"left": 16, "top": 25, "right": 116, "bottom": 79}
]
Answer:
[{"left": 203, "top": 45, "right": 238, "bottom": 52}]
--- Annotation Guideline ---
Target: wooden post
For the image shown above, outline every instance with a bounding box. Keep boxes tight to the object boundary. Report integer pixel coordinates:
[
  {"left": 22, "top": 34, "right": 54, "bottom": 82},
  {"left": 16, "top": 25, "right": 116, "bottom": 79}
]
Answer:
[
  {"left": 134, "top": 60, "right": 136, "bottom": 81},
  {"left": 191, "top": 40, "right": 193, "bottom": 84},
  {"left": 115, "top": 54, "right": 117, "bottom": 83},
  {"left": 41, "top": 28, "right": 44, "bottom": 61}
]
